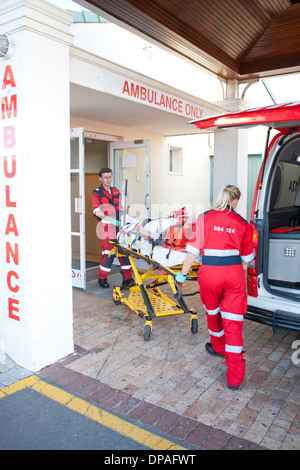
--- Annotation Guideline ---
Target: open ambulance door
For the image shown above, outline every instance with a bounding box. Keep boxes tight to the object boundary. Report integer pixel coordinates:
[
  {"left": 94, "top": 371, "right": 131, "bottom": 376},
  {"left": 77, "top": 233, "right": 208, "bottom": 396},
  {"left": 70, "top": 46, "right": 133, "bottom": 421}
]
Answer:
[
  {"left": 190, "top": 102, "right": 300, "bottom": 220},
  {"left": 189, "top": 102, "right": 300, "bottom": 131}
]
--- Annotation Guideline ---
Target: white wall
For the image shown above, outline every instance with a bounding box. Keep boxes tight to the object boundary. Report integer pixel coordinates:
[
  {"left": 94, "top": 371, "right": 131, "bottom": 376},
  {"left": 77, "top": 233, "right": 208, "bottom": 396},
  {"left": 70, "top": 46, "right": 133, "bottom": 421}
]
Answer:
[
  {"left": 0, "top": 0, "right": 74, "bottom": 371},
  {"left": 70, "top": 22, "right": 223, "bottom": 104},
  {"left": 71, "top": 116, "right": 212, "bottom": 219}
]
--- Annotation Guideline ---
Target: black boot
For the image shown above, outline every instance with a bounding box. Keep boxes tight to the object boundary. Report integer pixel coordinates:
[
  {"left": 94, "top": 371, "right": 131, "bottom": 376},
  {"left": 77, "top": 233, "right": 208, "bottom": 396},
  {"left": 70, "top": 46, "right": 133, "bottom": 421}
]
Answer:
[
  {"left": 121, "top": 278, "right": 134, "bottom": 288},
  {"left": 205, "top": 342, "right": 225, "bottom": 358},
  {"left": 98, "top": 279, "right": 109, "bottom": 288}
]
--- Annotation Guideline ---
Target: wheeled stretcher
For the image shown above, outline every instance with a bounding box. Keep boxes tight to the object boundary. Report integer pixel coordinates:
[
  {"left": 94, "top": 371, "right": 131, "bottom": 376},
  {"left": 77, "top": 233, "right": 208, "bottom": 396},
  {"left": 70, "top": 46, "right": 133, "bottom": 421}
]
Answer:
[{"left": 110, "top": 216, "right": 200, "bottom": 341}]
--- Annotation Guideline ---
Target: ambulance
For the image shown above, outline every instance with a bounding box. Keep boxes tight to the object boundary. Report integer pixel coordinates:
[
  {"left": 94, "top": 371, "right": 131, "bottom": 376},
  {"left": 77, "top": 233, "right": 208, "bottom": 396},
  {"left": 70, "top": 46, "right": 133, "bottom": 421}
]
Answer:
[{"left": 191, "top": 102, "right": 300, "bottom": 333}]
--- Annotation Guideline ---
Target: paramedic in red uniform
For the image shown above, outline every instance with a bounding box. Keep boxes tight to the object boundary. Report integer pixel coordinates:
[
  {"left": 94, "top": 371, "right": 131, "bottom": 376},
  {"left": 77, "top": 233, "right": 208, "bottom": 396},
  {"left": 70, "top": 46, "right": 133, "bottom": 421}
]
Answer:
[
  {"left": 92, "top": 168, "right": 133, "bottom": 288},
  {"left": 176, "top": 185, "right": 254, "bottom": 390}
]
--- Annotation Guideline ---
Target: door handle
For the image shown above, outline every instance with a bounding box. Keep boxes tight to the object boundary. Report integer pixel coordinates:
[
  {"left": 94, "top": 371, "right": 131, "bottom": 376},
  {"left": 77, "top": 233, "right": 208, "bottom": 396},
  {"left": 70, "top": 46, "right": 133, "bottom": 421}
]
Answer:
[{"left": 75, "top": 196, "right": 82, "bottom": 214}]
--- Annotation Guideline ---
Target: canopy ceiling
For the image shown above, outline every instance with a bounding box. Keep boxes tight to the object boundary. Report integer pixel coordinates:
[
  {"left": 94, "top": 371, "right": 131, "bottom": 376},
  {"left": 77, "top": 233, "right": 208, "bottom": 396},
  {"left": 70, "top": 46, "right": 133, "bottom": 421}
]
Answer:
[{"left": 82, "top": 0, "right": 300, "bottom": 81}]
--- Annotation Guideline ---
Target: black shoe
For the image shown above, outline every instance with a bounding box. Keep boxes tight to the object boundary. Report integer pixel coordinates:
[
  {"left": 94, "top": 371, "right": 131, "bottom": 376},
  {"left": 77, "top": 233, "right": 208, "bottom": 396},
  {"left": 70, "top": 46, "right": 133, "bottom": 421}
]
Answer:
[
  {"left": 98, "top": 279, "right": 109, "bottom": 288},
  {"left": 228, "top": 384, "right": 239, "bottom": 391},
  {"left": 121, "top": 278, "right": 134, "bottom": 288},
  {"left": 205, "top": 342, "right": 225, "bottom": 358}
]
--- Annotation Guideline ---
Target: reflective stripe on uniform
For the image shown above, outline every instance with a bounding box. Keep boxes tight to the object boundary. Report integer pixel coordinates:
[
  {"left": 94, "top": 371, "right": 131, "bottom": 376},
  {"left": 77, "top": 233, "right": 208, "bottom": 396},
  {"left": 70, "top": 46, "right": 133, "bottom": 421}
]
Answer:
[
  {"left": 186, "top": 245, "right": 200, "bottom": 256},
  {"left": 241, "top": 251, "right": 255, "bottom": 263},
  {"left": 225, "top": 344, "right": 243, "bottom": 353},
  {"left": 221, "top": 311, "right": 244, "bottom": 322},
  {"left": 203, "top": 304, "right": 220, "bottom": 315},
  {"left": 203, "top": 248, "right": 239, "bottom": 257},
  {"left": 208, "top": 329, "right": 224, "bottom": 337},
  {"left": 100, "top": 265, "right": 111, "bottom": 272}
]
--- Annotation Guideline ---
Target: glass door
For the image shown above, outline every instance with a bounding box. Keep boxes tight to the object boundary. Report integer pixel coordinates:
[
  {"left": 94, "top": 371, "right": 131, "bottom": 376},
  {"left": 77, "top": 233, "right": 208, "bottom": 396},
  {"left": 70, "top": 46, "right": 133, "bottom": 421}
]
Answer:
[
  {"left": 110, "top": 140, "right": 151, "bottom": 222},
  {"left": 70, "top": 128, "right": 86, "bottom": 289}
]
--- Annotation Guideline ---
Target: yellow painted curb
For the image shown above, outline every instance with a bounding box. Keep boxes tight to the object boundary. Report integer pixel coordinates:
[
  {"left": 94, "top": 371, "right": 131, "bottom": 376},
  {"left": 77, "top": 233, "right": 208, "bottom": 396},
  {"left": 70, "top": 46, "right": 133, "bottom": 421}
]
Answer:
[{"left": 0, "top": 376, "right": 187, "bottom": 450}]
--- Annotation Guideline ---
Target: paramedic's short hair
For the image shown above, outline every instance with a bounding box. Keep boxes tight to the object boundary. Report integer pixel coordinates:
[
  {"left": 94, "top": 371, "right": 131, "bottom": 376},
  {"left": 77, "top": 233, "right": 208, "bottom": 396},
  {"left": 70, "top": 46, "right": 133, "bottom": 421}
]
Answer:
[
  {"left": 99, "top": 168, "right": 112, "bottom": 177},
  {"left": 213, "top": 184, "right": 241, "bottom": 211}
]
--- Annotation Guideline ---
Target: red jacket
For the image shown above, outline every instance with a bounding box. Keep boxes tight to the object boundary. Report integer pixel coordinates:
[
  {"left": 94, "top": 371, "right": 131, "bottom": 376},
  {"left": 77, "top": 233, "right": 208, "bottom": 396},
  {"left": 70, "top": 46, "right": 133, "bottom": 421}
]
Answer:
[
  {"left": 92, "top": 185, "right": 122, "bottom": 222},
  {"left": 186, "top": 208, "right": 254, "bottom": 266}
]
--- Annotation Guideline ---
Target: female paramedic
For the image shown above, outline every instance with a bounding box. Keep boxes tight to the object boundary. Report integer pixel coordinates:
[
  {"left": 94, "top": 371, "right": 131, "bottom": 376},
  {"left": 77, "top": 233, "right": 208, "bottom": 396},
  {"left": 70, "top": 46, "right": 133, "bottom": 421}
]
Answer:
[{"left": 176, "top": 185, "right": 254, "bottom": 390}]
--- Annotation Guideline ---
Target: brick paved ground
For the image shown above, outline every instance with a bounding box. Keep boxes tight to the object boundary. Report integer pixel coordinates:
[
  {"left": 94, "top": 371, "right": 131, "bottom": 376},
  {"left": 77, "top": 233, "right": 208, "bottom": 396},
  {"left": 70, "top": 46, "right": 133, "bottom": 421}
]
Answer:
[{"left": 38, "top": 269, "right": 300, "bottom": 450}]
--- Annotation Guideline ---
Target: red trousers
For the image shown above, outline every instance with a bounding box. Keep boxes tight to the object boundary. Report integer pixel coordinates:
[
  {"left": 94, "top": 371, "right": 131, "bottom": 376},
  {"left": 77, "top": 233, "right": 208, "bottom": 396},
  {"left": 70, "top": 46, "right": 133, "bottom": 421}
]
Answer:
[
  {"left": 98, "top": 222, "right": 132, "bottom": 281},
  {"left": 198, "top": 264, "right": 247, "bottom": 387}
]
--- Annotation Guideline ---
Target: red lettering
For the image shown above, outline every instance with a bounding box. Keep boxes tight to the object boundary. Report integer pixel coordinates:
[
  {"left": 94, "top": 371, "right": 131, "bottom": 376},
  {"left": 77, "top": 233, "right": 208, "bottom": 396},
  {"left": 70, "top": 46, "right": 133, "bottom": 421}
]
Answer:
[
  {"left": 5, "top": 214, "right": 19, "bottom": 236},
  {"left": 3, "top": 155, "right": 16, "bottom": 178},
  {"left": 2, "top": 65, "right": 16, "bottom": 89},
  {"left": 6, "top": 242, "right": 19, "bottom": 265},
  {"left": 5, "top": 185, "right": 16, "bottom": 207},
  {"left": 185, "top": 103, "right": 203, "bottom": 118},
  {"left": 122, "top": 80, "right": 130, "bottom": 96},
  {"left": 147, "top": 89, "right": 154, "bottom": 103},
  {"left": 1, "top": 95, "right": 17, "bottom": 119},
  {"left": 4, "top": 126, "right": 16, "bottom": 148},
  {"left": 165, "top": 95, "right": 172, "bottom": 110},
  {"left": 190, "top": 105, "right": 197, "bottom": 118},
  {"left": 130, "top": 83, "right": 139, "bottom": 99},
  {"left": 3, "top": 64, "right": 20, "bottom": 323},
  {"left": 172, "top": 98, "right": 178, "bottom": 112},
  {"left": 8, "top": 298, "right": 19, "bottom": 321},
  {"left": 154, "top": 92, "right": 160, "bottom": 106},
  {"left": 140, "top": 86, "right": 147, "bottom": 100},
  {"left": 178, "top": 101, "right": 183, "bottom": 113},
  {"left": 7, "top": 271, "right": 19, "bottom": 293}
]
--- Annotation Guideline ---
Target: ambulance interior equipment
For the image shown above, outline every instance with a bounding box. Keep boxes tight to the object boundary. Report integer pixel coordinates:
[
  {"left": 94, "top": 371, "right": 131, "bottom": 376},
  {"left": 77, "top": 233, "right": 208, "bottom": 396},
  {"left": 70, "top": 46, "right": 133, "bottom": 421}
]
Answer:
[
  {"left": 190, "top": 102, "right": 300, "bottom": 333},
  {"left": 110, "top": 210, "right": 200, "bottom": 341}
]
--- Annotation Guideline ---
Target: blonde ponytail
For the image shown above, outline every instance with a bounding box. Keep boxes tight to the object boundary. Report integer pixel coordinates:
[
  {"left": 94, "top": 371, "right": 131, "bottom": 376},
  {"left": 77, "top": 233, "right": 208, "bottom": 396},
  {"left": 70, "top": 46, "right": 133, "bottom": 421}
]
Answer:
[{"left": 213, "top": 184, "right": 241, "bottom": 211}]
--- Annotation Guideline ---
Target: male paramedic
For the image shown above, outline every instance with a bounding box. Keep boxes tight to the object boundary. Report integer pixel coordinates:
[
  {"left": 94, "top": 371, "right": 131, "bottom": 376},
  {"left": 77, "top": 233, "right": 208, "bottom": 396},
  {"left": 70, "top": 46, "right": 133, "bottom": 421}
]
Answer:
[
  {"left": 176, "top": 185, "right": 254, "bottom": 390},
  {"left": 92, "top": 168, "right": 133, "bottom": 288}
]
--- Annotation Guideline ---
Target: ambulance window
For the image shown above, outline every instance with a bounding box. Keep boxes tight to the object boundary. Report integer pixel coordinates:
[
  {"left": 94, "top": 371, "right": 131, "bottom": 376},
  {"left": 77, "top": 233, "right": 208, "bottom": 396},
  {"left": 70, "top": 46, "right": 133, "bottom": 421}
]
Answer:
[
  {"left": 169, "top": 147, "right": 183, "bottom": 175},
  {"left": 270, "top": 158, "right": 300, "bottom": 210}
]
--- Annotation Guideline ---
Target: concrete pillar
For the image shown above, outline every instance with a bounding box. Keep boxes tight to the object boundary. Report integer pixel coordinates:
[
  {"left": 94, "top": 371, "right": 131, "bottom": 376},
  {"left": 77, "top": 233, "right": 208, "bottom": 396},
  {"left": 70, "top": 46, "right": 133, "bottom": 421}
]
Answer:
[
  {"left": 0, "top": 0, "right": 74, "bottom": 371},
  {"left": 213, "top": 80, "right": 250, "bottom": 218}
]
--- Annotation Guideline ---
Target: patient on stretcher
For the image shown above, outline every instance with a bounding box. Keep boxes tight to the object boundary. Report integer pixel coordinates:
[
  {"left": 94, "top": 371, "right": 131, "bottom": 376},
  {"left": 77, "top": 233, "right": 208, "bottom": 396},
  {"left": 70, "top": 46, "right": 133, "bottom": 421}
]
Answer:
[{"left": 117, "top": 209, "right": 200, "bottom": 267}]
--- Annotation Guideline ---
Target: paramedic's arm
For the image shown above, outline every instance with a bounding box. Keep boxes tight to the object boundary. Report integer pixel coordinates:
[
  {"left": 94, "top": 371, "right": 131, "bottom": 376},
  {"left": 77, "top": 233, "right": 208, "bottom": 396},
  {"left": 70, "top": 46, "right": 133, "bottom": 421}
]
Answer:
[
  {"left": 175, "top": 251, "right": 196, "bottom": 283},
  {"left": 94, "top": 208, "right": 120, "bottom": 226},
  {"left": 241, "top": 223, "right": 255, "bottom": 266},
  {"left": 94, "top": 208, "right": 107, "bottom": 221},
  {"left": 181, "top": 252, "right": 196, "bottom": 276}
]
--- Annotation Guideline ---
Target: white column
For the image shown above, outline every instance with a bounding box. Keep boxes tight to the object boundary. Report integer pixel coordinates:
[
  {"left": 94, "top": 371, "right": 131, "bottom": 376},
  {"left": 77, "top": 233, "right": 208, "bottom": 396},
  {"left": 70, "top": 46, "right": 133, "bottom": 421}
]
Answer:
[
  {"left": 213, "top": 126, "right": 248, "bottom": 217},
  {"left": 0, "top": 0, "right": 74, "bottom": 371},
  {"left": 213, "top": 81, "right": 250, "bottom": 218}
]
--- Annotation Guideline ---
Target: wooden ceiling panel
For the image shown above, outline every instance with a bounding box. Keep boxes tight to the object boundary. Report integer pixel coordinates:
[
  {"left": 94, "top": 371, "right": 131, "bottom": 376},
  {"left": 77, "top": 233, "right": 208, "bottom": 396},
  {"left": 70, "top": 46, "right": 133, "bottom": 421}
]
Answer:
[
  {"left": 86, "top": 0, "right": 300, "bottom": 80},
  {"left": 242, "top": 3, "right": 300, "bottom": 74}
]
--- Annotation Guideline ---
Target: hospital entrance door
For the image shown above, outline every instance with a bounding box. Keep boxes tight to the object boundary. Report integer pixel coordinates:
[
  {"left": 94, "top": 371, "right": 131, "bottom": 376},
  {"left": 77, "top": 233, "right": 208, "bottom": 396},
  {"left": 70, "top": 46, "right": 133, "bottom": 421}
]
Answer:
[
  {"left": 110, "top": 140, "right": 151, "bottom": 221},
  {"left": 70, "top": 128, "right": 86, "bottom": 289}
]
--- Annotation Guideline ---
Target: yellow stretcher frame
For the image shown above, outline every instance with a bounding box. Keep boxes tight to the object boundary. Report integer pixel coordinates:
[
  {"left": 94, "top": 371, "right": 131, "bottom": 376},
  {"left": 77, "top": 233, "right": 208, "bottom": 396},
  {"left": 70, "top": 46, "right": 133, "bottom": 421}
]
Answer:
[{"left": 110, "top": 240, "right": 199, "bottom": 341}]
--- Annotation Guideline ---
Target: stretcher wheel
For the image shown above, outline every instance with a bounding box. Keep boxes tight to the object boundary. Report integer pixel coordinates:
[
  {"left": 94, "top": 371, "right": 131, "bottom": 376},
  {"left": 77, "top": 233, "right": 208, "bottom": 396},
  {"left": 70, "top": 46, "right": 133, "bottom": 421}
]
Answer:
[
  {"left": 113, "top": 288, "right": 121, "bottom": 305},
  {"left": 144, "top": 324, "right": 151, "bottom": 341},
  {"left": 174, "top": 284, "right": 182, "bottom": 300},
  {"left": 191, "top": 318, "right": 198, "bottom": 334}
]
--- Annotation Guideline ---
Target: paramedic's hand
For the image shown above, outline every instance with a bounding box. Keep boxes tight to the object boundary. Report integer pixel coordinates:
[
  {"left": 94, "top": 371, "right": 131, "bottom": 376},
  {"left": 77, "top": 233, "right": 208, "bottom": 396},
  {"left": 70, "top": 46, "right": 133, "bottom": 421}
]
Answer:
[
  {"left": 107, "top": 217, "right": 120, "bottom": 227},
  {"left": 175, "top": 272, "right": 187, "bottom": 283}
]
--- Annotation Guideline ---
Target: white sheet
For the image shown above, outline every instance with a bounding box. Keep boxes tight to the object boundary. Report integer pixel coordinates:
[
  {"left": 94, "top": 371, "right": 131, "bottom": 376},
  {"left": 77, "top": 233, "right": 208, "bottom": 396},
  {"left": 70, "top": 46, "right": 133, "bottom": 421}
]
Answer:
[{"left": 117, "top": 215, "right": 200, "bottom": 267}]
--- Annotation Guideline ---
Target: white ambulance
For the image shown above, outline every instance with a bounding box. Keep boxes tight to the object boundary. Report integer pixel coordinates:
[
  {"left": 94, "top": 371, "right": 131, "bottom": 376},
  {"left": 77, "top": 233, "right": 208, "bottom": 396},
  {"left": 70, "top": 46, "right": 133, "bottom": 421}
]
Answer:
[{"left": 192, "top": 102, "right": 300, "bottom": 333}]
